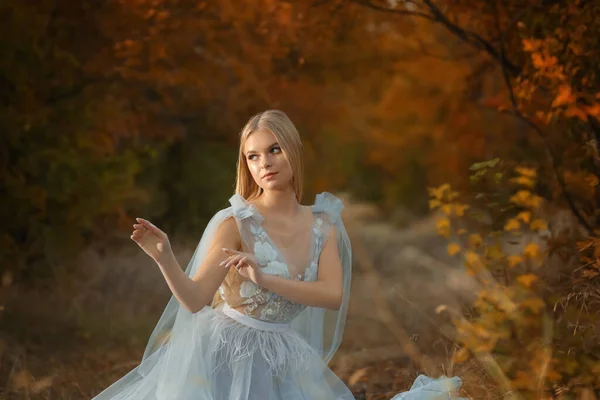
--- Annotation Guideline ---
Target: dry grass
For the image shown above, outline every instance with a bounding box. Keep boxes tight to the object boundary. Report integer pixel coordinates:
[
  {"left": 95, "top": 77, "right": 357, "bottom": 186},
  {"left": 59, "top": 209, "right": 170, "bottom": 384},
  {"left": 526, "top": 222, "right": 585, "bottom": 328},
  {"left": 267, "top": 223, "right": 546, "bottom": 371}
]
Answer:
[{"left": 0, "top": 199, "right": 500, "bottom": 398}]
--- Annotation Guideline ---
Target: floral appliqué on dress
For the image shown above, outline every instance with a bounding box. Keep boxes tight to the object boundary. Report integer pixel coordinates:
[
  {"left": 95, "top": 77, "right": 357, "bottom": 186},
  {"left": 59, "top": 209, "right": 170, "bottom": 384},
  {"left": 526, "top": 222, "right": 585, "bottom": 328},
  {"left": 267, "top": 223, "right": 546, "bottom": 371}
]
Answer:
[{"left": 221, "top": 193, "right": 335, "bottom": 323}]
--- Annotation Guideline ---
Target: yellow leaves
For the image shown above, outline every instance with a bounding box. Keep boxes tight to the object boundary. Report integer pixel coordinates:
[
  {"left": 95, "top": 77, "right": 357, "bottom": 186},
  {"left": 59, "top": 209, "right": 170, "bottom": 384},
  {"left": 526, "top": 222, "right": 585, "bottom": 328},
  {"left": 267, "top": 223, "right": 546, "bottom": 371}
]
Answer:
[
  {"left": 551, "top": 84, "right": 575, "bottom": 108},
  {"left": 509, "top": 190, "right": 531, "bottom": 206},
  {"left": 523, "top": 243, "right": 542, "bottom": 259},
  {"left": 565, "top": 105, "right": 588, "bottom": 121},
  {"left": 486, "top": 244, "right": 504, "bottom": 261},
  {"left": 534, "top": 110, "right": 553, "bottom": 125},
  {"left": 514, "top": 166, "right": 537, "bottom": 178},
  {"left": 436, "top": 218, "right": 451, "bottom": 237},
  {"left": 521, "top": 297, "right": 545, "bottom": 313},
  {"left": 441, "top": 204, "right": 453, "bottom": 215},
  {"left": 428, "top": 184, "right": 468, "bottom": 218},
  {"left": 453, "top": 204, "right": 469, "bottom": 216},
  {"left": 584, "top": 103, "right": 600, "bottom": 119},
  {"left": 428, "top": 184, "right": 458, "bottom": 202},
  {"left": 516, "top": 211, "right": 532, "bottom": 224},
  {"left": 531, "top": 52, "right": 558, "bottom": 70},
  {"left": 429, "top": 199, "right": 442, "bottom": 209},
  {"left": 511, "top": 166, "right": 537, "bottom": 188},
  {"left": 509, "top": 190, "right": 543, "bottom": 209},
  {"left": 521, "top": 38, "right": 540, "bottom": 52},
  {"left": 506, "top": 243, "right": 543, "bottom": 269},
  {"left": 468, "top": 233, "right": 483, "bottom": 248},
  {"left": 465, "top": 251, "right": 483, "bottom": 275},
  {"left": 516, "top": 273, "right": 538, "bottom": 288},
  {"left": 465, "top": 251, "right": 479, "bottom": 265},
  {"left": 530, "top": 196, "right": 544, "bottom": 209},
  {"left": 509, "top": 176, "right": 535, "bottom": 188},
  {"left": 504, "top": 218, "right": 521, "bottom": 231},
  {"left": 428, "top": 184, "right": 450, "bottom": 200},
  {"left": 453, "top": 347, "right": 470, "bottom": 363},
  {"left": 439, "top": 203, "right": 469, "bottom": 217},
  {"left": 508, "top": 255, "right": 524, "bottom": 268},
  {"left": 529, "top": 219, "right": 548, "bottom": 231},
  {"left": 472, "top": 323, "right": 492, "bottom": 339},
  {"left": 447, "top": 243, "right": 461, "bottom": 256}
]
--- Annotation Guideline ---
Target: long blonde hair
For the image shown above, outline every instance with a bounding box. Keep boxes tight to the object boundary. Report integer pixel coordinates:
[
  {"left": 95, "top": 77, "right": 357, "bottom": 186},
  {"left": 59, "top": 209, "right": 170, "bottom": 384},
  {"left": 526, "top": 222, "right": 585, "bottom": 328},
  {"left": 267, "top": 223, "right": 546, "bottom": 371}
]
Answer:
[
  {"left": 235, "top": 109, "right": 304, "bottom": 202},
  {"left": 212, "top": 110, "right": 304, "bottom": 309}
]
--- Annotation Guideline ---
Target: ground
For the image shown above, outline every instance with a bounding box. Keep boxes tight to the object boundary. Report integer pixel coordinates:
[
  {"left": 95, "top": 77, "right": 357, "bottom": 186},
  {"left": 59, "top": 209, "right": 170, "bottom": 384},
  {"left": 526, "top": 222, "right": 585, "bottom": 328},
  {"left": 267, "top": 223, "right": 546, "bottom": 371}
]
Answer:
[{"left": 0, "top": 199, "right": 494, "bottom": 399}]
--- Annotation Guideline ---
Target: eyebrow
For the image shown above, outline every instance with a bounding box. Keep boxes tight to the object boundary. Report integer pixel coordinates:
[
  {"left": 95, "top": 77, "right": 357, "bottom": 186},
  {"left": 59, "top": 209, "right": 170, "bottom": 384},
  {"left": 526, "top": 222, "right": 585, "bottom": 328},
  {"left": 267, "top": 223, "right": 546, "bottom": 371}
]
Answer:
[{"left": 245, "top": 142, "right": 280, "bottom": 155}]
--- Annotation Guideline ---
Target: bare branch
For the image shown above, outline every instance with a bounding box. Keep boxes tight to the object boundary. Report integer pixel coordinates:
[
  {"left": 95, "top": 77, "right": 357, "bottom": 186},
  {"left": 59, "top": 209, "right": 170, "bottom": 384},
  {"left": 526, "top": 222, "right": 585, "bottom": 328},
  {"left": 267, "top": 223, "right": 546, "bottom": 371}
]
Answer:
[
  {"left": 349, "top": 0, "right": 435, "bottom": 20},
  {"left": 351, "top": 0, "right": 522, "bottom": 76},
  {"left": 421, "top": 0, "right": 521, "bottom": 76},
  {"left": 492, "top": 5, "right": 592, "bottom": 234}
]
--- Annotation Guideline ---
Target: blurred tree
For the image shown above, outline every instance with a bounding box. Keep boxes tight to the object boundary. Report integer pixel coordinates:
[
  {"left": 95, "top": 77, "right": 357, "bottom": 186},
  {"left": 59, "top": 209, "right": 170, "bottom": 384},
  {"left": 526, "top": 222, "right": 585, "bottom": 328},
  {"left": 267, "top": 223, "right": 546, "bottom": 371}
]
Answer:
[
  {"left": 0, "top": 1, "right": 152, "bottom": 281},
  {"left": 0, "top": 0, "right": 405, "bottom": 281},
  {"left": 349, "top": 0, "right": 600, "bottom": 229}
]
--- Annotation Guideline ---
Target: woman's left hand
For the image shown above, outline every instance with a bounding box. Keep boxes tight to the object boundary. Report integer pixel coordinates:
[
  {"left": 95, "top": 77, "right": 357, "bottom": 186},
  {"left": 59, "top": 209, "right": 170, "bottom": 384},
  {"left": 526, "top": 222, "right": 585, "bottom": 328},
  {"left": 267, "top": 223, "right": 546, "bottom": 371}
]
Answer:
[{"left": 220, "top": 248, "right": 264, "bottom": 285}]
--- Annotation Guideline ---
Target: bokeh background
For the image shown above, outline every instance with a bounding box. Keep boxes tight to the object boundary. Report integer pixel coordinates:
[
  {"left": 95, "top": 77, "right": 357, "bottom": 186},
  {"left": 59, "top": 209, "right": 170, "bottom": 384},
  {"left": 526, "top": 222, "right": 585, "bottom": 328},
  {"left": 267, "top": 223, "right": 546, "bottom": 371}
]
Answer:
[{"left": 2, "top": 0, "right": 600, "bottom": 398}]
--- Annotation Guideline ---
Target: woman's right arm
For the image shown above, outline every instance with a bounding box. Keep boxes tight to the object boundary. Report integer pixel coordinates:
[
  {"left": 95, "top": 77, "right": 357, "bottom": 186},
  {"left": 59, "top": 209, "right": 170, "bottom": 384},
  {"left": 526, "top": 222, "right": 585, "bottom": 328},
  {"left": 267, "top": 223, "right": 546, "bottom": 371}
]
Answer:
[{"left": 136, "top": 216, "right": 241, "bottom": 313}]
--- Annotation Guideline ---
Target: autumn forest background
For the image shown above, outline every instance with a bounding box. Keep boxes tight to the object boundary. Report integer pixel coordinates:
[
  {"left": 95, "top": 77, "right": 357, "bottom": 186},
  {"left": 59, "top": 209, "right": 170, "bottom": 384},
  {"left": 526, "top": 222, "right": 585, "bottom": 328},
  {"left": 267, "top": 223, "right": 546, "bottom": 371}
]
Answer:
[{"left": 2, "top": 0, "right": 600, "bottom": 398}]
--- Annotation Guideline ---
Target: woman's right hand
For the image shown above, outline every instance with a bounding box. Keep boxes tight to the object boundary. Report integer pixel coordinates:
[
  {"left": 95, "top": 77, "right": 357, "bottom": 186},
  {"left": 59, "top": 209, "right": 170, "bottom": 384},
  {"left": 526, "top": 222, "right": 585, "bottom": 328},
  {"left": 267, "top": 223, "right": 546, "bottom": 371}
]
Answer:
[{"left": 131, "top": 218, "right": 173, "bottom": 264}]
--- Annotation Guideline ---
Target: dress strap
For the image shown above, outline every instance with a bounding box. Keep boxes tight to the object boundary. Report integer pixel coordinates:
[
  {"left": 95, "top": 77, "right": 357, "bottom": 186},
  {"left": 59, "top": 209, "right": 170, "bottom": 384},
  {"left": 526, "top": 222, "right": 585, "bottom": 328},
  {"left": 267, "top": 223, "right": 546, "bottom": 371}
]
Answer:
[
  {"left": 228, "top": 193, "right": 264, "bottom": 223},
  {"left": 312, "top": 192, "right": 344, "bottom": 225}
]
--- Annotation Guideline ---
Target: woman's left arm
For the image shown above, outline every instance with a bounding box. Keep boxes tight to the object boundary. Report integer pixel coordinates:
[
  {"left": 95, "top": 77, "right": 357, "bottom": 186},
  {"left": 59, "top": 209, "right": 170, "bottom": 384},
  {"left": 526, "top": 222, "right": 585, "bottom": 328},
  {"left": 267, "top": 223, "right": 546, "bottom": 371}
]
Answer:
[{"left": 258, "top": 226, "right": 343, "bottom": 310}]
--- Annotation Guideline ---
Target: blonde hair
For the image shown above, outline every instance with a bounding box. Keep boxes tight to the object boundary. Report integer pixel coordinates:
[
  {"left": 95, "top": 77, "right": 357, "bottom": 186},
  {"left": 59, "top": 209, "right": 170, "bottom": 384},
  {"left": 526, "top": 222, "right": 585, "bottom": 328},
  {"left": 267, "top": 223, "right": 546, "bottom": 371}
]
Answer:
[
  {"left": 235, "top": 109, "right": 304, "bottom": 202},
  {"left": 212, "top": 110, "right": 304, "bottom": 309}
]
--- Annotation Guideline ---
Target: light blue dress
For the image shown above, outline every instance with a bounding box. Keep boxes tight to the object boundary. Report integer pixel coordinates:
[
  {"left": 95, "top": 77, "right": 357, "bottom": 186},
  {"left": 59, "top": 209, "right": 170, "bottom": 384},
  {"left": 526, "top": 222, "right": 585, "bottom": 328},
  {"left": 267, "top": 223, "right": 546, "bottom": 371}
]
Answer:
[{"left": 93, "top": 192, "right": 464, "bottom": 400}]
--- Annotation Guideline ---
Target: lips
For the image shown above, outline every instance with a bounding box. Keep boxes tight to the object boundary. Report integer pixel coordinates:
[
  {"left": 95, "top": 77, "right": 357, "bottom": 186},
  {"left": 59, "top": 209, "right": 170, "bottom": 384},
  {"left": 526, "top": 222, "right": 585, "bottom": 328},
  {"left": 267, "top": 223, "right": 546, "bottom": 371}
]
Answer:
[{"left": 263, "top": 172, "right": 278, "bottom": 179}]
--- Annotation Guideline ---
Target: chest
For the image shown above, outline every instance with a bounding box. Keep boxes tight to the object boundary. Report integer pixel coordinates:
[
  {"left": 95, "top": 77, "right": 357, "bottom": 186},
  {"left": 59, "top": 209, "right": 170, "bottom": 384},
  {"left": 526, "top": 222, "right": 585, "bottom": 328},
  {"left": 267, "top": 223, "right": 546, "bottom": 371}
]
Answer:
[{"left": 244, "top": 215, "right": 326, "bottom": 281}]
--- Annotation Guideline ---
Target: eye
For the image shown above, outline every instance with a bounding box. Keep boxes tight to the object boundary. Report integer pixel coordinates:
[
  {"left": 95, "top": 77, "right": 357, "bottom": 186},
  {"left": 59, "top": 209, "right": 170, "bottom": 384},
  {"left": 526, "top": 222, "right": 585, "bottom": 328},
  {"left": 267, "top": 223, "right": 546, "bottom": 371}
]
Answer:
[
  {"left": 247, "top": 154, "right": 258, "bottom": 161},
  {"left": 271, "top": 146, "right": 282, "bottom": 154}
]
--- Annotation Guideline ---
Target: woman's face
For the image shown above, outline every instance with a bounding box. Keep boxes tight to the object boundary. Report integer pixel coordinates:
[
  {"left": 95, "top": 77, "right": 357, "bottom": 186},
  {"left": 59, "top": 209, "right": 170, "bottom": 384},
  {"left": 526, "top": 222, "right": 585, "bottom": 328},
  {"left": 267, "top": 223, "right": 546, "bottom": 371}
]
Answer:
[{"left": 244, "top": 129, "right": 293, "bottom": 193}]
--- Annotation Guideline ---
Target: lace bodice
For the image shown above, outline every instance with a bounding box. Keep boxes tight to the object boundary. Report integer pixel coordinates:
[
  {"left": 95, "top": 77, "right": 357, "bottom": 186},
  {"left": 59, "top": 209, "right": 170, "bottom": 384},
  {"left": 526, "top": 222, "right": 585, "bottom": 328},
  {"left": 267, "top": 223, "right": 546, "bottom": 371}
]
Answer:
[{"left": 217, "top": 192, "right": 344, "bottom": 323}]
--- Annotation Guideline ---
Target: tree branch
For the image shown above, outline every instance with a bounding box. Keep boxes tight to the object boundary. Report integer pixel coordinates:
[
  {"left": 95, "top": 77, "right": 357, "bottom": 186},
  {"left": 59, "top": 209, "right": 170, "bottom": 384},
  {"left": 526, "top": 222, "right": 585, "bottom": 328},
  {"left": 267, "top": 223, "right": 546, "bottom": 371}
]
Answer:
[
  {"left": 490, "top": 5, "right": 592, "bottom": 234},
  {"left": 349, "top": 0, "right": 435, "bottom": 20},
  {"left": 351, "top": 0, "right": 521, "bottom": 76},
  {"left": 421, "top": 0, "right": 521, "bottom": 76},
  {"left": 489, "top": 5, "right": 592, "bottom": 234}
]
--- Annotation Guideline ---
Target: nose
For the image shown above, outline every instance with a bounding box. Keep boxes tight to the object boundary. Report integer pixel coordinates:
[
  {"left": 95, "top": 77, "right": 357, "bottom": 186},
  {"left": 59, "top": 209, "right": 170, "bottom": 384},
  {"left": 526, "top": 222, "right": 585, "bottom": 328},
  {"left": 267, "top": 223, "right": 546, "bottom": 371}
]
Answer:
[{"left": 261, "top": 154, "right": 272, "bottom": 169}]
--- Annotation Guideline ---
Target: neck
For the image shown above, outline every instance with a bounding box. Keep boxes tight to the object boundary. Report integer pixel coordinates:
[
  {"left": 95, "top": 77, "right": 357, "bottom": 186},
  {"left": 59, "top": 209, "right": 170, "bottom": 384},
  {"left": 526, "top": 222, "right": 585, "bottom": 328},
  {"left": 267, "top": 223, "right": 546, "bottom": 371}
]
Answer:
[{"left": 255, "top": 188, "right": 301, "bottom": 217}]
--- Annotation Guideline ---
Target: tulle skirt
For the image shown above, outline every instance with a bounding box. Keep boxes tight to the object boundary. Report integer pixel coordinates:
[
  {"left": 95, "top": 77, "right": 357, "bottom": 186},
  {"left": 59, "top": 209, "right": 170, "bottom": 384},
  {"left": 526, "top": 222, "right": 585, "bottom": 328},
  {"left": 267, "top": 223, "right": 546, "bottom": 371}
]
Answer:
[{"left": 93, "top": 304, "right": 355, "bottom": 400}]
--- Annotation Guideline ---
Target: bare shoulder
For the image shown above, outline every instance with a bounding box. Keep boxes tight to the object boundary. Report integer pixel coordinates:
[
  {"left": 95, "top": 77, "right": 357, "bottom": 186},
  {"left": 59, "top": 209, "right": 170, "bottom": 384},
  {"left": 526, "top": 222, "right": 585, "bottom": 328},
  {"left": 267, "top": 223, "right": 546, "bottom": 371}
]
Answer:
[{"left": 212, "top": 215, "right": 241, "bottom": 249}]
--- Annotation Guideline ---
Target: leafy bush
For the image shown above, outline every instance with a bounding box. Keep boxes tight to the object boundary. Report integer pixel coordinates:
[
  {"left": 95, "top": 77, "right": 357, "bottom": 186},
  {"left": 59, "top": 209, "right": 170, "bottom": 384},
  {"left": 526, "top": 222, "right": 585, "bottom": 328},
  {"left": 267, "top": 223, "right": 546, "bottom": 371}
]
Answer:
[{"left": 430, "top": 163, "right": 600, "bottom": 397}]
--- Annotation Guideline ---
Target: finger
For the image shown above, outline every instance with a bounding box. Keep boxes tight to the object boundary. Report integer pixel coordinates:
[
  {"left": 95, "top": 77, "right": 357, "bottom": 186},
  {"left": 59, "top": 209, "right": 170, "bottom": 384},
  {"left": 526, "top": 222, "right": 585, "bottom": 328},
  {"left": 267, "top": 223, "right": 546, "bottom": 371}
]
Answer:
[
  {"left": 132, "top": 229, "right": 144, "bottom": 238},
  {"left": 137, "top": 218, "right": 161, "bottom": 234},
  {"left": 225, "top": 255, "right": 242, "bottom": 268},
  {"left": 234, "top": 257, "right": 248, "bottom": 270},
  {"left": 219, "top": 255, "right": 236, "bottom": 267},
  {"left": 133, "top": 224, "right": 146, "bottom": 230},
  {"left": 220, "top": 255, "right": 236, "bottom": 268},
  {"left": 222, "top": 248, "right": 243, "bottom": 255}
]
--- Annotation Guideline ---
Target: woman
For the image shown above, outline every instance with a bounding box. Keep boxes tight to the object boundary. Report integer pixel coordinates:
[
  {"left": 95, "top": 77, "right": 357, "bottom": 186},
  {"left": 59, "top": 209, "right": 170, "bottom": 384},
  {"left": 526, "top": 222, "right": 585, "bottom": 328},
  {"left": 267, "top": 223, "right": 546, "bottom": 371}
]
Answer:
[{"left": 93, "top": 110, "right": 463, "bottom": 399}]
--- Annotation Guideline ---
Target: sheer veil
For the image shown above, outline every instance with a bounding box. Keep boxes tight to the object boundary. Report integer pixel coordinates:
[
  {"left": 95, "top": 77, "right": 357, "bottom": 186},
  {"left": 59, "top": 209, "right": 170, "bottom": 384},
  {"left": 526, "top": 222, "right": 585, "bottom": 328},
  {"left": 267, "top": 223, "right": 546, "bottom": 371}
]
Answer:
[
  {"left": 290, "top": 192, "right": 352, "bottom": 363},
  {"left": 93, "top": 192, "right": 352, "bottom": 399},
  {"left": 93, "top": 208, "right": 234, "bottom": 399}
]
